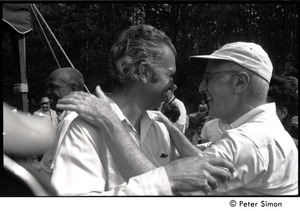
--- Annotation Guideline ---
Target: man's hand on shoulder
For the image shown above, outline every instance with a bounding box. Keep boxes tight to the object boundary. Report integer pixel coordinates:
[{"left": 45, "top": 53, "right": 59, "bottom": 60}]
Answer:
[{"left": 164, "top": 156, "right": 235, "bottom": 194}]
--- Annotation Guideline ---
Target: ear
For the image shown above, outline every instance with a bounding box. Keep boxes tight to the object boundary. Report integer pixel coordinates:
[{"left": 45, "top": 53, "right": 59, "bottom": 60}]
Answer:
[
  {"left": 277, "top": 106, "right": 288, "bottom": 119},
  {"left": 71, "top": 84, "right": 78, "bottom": 91},
  {"left": 138, "top": 62, "right": 152, "bottom": 84},
  {"left": 232, "top": 72, "right": 250, "bottom": 94}
]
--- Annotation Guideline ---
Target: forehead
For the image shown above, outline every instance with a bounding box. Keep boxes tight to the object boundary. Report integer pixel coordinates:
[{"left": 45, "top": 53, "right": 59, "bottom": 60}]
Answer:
[
  {"left": 47, "top": 78, "right": 68, "bottom": 88},
  {"left": 47, "top": 72, "right": 70, "bottom": 86},
  {"left": 206, "top": 60, "right": 227, "bottom": 73}
]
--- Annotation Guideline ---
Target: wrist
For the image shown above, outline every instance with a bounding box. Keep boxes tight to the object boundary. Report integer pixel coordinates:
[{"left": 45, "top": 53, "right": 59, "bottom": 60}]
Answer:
[
  {"left": 164, "top": 166, "right": 177, "bottom": 193},
  {"left": 168, "top": 124, "right": 180, "bottom": 133}
]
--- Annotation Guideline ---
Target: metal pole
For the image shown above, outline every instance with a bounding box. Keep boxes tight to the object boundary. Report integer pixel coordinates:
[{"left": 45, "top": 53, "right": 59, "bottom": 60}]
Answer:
[
  {"left": 31, "top": 4, "right": 90, "bottom": 94},
  {"left": 18, "top": 34, "right": 28, "bottom": 112},
  {"left": 31, "top": 4, "right": 75, "bottom": 68},
  {"left": 30, "top": 4, "right": 61, "bottom": 68}
]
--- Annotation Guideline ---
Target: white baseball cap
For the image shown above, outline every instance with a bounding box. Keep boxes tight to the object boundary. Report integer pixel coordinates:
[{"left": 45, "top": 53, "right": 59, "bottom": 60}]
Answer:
[{"left": 189, "top": 42, "right": 273, "bottom": 83}]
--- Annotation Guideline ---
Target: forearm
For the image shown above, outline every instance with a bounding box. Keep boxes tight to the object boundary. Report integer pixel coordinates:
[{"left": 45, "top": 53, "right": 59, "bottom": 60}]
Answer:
[
  {"left": 3, "top": 103, "right": 55, "bottom": 156},
  {"left": 55, "top": 89, "right": 157, "bottom": 181},
  {"left": 176, "top": 124, "right": 185, "bottom": 133},
  {"left": 168, "top": 124, "right": 201, "bottom": 157}
]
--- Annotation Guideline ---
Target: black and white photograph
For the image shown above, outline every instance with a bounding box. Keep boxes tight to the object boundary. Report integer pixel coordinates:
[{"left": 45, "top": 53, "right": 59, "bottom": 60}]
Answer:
[{"left": 2, "top": 1, "right": 299, "bottom": 210}]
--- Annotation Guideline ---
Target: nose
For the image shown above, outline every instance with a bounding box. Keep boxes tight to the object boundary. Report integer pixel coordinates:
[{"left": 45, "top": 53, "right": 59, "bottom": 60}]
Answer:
[
  {"left": 198, "top": 80, "right": 207, "bottom": 93},
  {"left": 169, "top": 78, "right": 177, "bottom": 93},
  {"left": 172, "top": 83, "right": 177, "bottom": 93}
]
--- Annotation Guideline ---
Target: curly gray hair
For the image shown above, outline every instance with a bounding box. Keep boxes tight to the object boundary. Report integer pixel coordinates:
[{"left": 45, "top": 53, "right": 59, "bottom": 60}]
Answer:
[{"left": 109, "top": 24, "right": 177, "bottom": 85}]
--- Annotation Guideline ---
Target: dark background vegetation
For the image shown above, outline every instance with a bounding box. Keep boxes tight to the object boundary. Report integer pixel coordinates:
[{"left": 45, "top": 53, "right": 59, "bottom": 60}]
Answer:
[{"left": 2, "top": 2, "right": 299, "bottom": 113}]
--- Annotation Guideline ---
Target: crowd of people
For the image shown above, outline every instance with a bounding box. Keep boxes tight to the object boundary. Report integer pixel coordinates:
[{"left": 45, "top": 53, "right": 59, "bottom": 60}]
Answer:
[{"left": 3, "top": 24, "right": 298, "bottom": 196}]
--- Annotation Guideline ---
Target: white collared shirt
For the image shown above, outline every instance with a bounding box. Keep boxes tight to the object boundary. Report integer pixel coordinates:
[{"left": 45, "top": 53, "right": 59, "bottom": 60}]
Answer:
[
  {"left": 51, "top": 100, "right": 175, "bottom": 195},
  {"left": 40, "top": 110, "right": 78, "bottom": 174},
  {"left": 200, "top": 103, "right": 298, "bottom": 195},
  {"left": 33, "top": 108, "right": 58, "bottom": 126},
  {"left": 201, "top": 118, "right": 223, "bottom": 143}
]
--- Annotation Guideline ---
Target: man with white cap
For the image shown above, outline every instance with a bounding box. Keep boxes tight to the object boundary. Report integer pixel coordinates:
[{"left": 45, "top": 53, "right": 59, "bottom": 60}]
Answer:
[
  {"left": 31, "top": 96, "right": 58, "bottom": 166},
  {"left": 50, "top": 25, "right": 235, "bottom": 195},
  {"left": 56, "top": 41, "right": 297, "bottom": 195},
  {"left": 155, "top": 41, "right": 298, "bottom": 195}
]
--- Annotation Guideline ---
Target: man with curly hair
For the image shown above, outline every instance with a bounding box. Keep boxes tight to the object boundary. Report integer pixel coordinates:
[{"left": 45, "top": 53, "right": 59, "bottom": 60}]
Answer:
[{"left": 51, "top": 25, "right": 234, "bottom": 196}]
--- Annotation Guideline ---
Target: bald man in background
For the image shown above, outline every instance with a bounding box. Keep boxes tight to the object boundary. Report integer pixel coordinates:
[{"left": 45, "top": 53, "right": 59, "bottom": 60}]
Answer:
[{"left": 33, "top": 67, "right": 85, "bottom": 181}]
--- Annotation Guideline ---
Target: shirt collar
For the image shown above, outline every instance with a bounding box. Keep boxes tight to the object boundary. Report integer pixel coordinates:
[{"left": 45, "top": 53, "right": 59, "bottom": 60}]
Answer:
[
  {"left": 107, "top": 96, "right": 157, "bottom": 122},
  {"left": 167, "top": 96, "right": 176, "bottom": 104},
  {"left": 230, "top": 103, "right": 276, "bottom": 129},
  {"left": 108, "top": 97, "right": 140, "bottom": 137},
  {"left": 108, "top": 97, "right": 158, "bottom": 142},
  {"left": 59, "top": 110, "right": 70, "bottom": 120}
]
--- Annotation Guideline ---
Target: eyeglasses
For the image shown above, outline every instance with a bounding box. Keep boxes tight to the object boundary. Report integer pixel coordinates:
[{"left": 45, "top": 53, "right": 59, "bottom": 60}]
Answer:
[{"left": 202, "top": 71, "right": 239, "bottom": 85}]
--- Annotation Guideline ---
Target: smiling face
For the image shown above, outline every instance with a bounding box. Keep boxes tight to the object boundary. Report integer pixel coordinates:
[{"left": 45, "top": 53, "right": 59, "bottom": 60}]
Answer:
[
  {"left": 144, "top": 45, "right": 176, "bottom": 109},
  {"left": 198, "top": 60, "right": 237, "bottom": 121},
  {"left": 46, "top": 68, "right": 84, "bottom": 110},
  {"left": 41, "top": 102, "right": 50, "bottom": 112},
  {"left": 47, "top": 75, "right": 72, "bottom": 110}
]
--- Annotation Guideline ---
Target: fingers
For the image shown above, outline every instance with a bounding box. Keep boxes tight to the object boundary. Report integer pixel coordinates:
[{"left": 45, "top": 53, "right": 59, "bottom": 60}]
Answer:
[
  {"left": 206, "top": 175, "right": 219, "bottom": 191},
  {"left": 56, "top": 103, "right": 78, "bottom": 111},
  {"left": 198, "top": 159, "right": 229, "bottom": 191},
  {"left": 56, "top": 92, "right": 97, "bottom": 112},
  {"left": 153, "top": 112, "right": 172, "bottom": 126},
  {"left": 207, "top": 157, "right": 236, "bottom": 173},
  {"left": 200, "top": 182, "right": 212, "bottom": 194},
  {"left": 58, "top": 92, "right": 92, "bottom": 105},
  {"left": 209, "top": 166, "right": 232, "bottom": 183},
  {"left": 56, "top": 97, "right": 83, "bottom": 111},
  {"left": 67, "top": 91, "right": 90, "bottom": 99},
  {"left": 95, "top": 86, "right": 109, "bottom": 102},
  {"left": 56, "top": 100, "right": 89, "bottom": 113},
  {"left": 201, "top": 164, "right": 230, "bottom": 193},
  {"left": 56, "top": 88, "right": 111, "bottom": 116},
  {"left": 165, "top": 156, "right": 231, "bottom": 194},
  {"left": 202, "top": 157, "right": 235, "bottom": 183}
]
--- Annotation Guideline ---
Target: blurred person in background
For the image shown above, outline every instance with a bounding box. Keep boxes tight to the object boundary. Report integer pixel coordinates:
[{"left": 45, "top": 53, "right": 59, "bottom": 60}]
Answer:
[
  {"left": 198, "top": 99, "right": 209, "bottom": 116},
  {"left": 268, "top": 74, "right": 298, "bottom": 147},
  {"left": 161, "top": 103, "right": 181, "bottom": 124},
  {"left": 34, "top": 67, "right": 85, "bottom": 180},
  {"left": 33, "top": 96, "right": 58, "bottom": 127},
  {"left": 159, "top": 89, "right": 187, "bottom": 133},
  {"left": 46, "top": 67, "right": 85, "bottom": 121}
]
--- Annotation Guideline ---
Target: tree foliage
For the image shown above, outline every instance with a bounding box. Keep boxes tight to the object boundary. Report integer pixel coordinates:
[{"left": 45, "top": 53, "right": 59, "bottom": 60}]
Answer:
[{"left": 2, "top": 2, "right": 299, "bottom": 113}]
